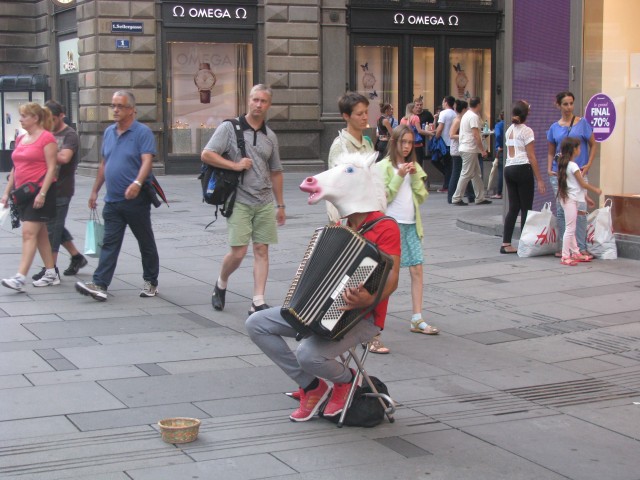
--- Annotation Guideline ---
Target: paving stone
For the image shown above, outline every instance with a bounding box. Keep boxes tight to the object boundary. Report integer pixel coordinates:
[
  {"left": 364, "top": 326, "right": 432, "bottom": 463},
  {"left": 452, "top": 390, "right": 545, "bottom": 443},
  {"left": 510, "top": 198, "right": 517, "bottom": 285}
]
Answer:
[
  {"left": 0, "top": 383, "right": 126, "bottom": 421},
  {"left": 0, "top": 375, "right": 31, "bottom": 390},
  {"left": 0, "top": 322, "right": 39, "bottom": 342},
  {"left": 0, "top": 416, "right": 79, "bottom": 442},
  {"left": 24, "top": 314, "right": 212, "bottom": 340},
  {"left": 465, "top": 363, "right": 587, "bottom": 390},
  {"left": 0, "top": 351, "right": 53, "bottom": 376},
  {"left": 0, "top": 336, "right": 98, "bottom": 353},
  {"left": 58, "top": 335, "right": 260, "bottom": 369},
  {"left": 127, "top": 453, "right": 296, "bottom": 480},
  {"left": 100, "top": 365, "right": 293, "bottom": 408},
  {"left": 464, "top": 415, "right": 640, "bottom": 480},
  {"left": 68, "top": 403, "right": 210, "bottom": 431},
  {"left": 47, "top": 358, "right": 78, "bottom": 371},
  {"left": 271, "top": 439, "right": 407, "bottom": 473},
  {"left": 135, "top": 363, "right": 170, "bottom": 376},
  {"left": 26, "top": 365, "right": 147, "bottom": 386},
  {"left": 196, "top": 392, "right": 295, "bottom": 417},
  {"left": 157, "top": 356, "right": 252, "bottom": 374}
]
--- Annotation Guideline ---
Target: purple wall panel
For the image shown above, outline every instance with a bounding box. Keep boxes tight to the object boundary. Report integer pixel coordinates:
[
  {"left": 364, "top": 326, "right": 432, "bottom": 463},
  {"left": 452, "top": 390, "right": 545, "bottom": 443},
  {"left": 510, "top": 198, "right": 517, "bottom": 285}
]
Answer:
[{"left": 513, "top": 0, "right": 570, "bottom": 210}]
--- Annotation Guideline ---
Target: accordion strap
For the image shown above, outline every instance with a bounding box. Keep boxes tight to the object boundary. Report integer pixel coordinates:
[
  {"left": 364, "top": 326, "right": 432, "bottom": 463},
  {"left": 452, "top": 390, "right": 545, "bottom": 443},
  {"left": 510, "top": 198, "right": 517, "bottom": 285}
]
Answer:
[{"left": 357, "top": 215, "right": 396, "bottom": 235}]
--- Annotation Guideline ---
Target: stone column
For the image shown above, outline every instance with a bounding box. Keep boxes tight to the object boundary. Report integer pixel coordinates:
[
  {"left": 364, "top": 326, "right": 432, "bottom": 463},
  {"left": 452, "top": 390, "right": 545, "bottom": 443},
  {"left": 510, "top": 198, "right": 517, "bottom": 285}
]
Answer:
[
  {"left": 263, "top": 0, "right": 323, "bottom": 167},
  {"left": 320, "top": 0, "right": 349, "bottom": 162},
  {"left": 76, "top": 0, "right": 162, "bottom": 175}
]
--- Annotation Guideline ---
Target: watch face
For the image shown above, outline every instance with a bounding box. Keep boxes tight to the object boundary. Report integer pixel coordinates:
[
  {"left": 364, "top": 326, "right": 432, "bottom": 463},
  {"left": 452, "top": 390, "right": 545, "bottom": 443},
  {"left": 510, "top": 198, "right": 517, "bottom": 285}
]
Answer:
[
  {"left": 194, "top": 70, "right": 216, "bottom": 90},
  {"left": 456, "top": 72, "right": 468, "bottom": 88}
]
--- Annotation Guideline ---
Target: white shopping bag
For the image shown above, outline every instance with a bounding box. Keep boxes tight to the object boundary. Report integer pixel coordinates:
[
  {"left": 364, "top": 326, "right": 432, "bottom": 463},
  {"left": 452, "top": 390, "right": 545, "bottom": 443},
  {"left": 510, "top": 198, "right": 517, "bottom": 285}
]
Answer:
[
  {"left": 517, "top": 202, "right": 558, "bottom": 257},
  {"left": 586, "top": 198, "right": 617, "bottom": 259},
  {"left": 0, "top": 202, "right": 9, "bottom": 228}
]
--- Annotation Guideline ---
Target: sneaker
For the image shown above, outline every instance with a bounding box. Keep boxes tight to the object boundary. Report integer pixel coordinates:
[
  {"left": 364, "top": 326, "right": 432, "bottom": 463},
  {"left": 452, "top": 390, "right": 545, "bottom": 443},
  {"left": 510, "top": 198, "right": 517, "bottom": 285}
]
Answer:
[
  {"left": 75, "top": 281, "right": 107, "bottom": 301},
  {"left": 63, "top": 255, "right": 88, "bottom": 276},
  {"left": 290, "top": 379, "right": 330, "bottom": 422},
  {"left": 475, "top": 199, "right": 492, "bottom": 205},
  {"left": 2, "top": 274, "right": 26, "bottom": 292},
  {"left": 32, "top": 269, "right": 61, "bottom": 287},
  {"left": 32, "top": 266, "right": 60, "bottom": 281},
  {"left": 211, "top": 283, "right": 226, "bottom": 311},
  {"left": 436, "top": 188, "right": 448, "bottom": 193},
  {"left": 490, "top": 194, "right": 503, "bottom": 199},
  {"left": 323, "top": 369, "right": 358, "bottom": 418},
  {"left": 248, "top": 302, "right": 270, "bottom": 315},
  {"left": 140, "top": 281, "right": 158, "bottom": 297}
]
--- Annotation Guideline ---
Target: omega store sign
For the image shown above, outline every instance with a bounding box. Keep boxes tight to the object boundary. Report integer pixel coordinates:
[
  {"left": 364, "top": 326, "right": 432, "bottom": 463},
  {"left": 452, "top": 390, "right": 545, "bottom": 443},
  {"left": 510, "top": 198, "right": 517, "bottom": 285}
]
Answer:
[
  {"left": 162, "top": 2, "right": 257, "bottom": 28},
  {"left": 350, "top": 8, "right": 499, "bottom": 35}
]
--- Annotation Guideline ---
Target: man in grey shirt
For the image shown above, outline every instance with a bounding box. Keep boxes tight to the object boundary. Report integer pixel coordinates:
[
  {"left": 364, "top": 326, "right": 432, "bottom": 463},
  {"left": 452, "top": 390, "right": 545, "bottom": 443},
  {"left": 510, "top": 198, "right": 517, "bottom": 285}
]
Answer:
[{"left": 202, "top": 84, "right": 285, "bottom": 315}]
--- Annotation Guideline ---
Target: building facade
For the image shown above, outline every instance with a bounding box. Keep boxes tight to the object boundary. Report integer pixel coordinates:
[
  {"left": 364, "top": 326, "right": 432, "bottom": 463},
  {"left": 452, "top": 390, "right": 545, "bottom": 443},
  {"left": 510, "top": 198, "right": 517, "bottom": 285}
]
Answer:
[{"left": 0, "top": 0, "right": 502, "bottom": 175}]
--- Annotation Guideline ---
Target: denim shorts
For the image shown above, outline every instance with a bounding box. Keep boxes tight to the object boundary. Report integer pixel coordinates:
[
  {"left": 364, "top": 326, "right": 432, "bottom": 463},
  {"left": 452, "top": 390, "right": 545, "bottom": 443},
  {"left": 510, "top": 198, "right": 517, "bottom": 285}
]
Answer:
[{"left": 227, "top": 202, "right": 278, "bottom": 246}]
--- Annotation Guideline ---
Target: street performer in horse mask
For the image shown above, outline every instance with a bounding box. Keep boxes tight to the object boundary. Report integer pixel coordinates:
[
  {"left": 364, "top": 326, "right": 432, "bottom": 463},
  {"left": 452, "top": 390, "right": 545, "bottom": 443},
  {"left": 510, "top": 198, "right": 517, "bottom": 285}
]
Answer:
[{"left": 245, "top": 151, "right": 400, "bottom": 422}]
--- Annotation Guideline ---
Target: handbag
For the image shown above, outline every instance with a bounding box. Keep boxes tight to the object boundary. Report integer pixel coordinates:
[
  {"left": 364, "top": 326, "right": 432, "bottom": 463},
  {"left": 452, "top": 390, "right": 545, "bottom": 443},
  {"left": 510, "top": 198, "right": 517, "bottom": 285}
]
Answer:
[
  {"left": 517, "top": 202, "right": 558, "bottom": 257},
  {"left": 10, "top": 182, "right": 41, "bottom": 205},
  {"left": 586, "top": 198, "right": 617, "bottom": 259},
  {"left": 83, "top": 209, "right": 105, "bottom": 258},
  {"left": 410, "top": 123, "right": 423, "bottom": 145}
]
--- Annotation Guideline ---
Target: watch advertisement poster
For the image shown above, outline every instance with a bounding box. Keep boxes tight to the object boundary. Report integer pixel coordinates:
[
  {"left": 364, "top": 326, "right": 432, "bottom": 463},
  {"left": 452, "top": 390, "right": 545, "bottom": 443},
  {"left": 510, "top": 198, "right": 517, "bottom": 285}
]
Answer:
[{"left": 168, "top": 42, "right": 253, "bottom": 153}]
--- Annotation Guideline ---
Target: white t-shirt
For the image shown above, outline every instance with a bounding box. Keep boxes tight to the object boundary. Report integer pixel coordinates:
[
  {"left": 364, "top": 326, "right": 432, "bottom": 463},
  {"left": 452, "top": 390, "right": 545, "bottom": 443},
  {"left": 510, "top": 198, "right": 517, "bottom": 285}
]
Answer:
[
  {"left": 459, "top": 109, "right": 482, "bottom": 153},
  {"left": 566, "top": 161, "right": 586, "bottom": 202},
  {"left": 438, "top": 108, "right": 457, "bottom": 146},
  {"left": 504, "top": 123, "right": 534, "bottom": 167},
  {"left": 386, "top": 168, "right": 415, "bottom": 224}
]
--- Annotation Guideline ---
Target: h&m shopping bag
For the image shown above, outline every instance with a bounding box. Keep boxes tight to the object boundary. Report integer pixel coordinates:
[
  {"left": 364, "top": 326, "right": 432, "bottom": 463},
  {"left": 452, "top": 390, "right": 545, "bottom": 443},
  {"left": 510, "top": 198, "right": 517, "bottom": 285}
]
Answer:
[
  {"left": 83, "top": 209, "right": 104, "bottom": 258},
  {"left": 517, "top": 202, "right": 558, "bottom": 257},
  {"left": 0, "top": 203, "right": 9, "bottom": 228},
  {"left": 587, "top": 198, "right": 617, "bottom": 259}
]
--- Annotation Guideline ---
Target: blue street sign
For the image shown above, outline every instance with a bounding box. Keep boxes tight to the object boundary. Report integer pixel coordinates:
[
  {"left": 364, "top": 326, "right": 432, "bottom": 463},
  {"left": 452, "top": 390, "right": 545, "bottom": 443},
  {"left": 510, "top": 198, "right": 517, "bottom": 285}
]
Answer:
[
  {"left": 111, "top": 22, "right": 143, "bottom": 34},
  {"left": 115, "top": 39, "right": 130, "bottom": 50}
]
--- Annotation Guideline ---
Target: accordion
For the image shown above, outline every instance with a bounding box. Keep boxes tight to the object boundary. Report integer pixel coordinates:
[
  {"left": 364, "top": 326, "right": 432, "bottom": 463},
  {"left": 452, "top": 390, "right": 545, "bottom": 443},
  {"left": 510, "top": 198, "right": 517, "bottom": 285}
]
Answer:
[{"left": 281, "top": 224, "right": 393, "bottom": 341}]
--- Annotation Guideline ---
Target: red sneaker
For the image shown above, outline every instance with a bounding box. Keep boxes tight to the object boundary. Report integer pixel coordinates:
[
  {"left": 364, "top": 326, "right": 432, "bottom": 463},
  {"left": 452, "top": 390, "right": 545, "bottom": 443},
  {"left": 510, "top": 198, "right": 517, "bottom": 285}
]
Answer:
[
  {"left": 323, "top": 370, "right": 358, "bottom": 418},
  {"left": 289, "top": 379, "right": 330, "bottom": 422}
]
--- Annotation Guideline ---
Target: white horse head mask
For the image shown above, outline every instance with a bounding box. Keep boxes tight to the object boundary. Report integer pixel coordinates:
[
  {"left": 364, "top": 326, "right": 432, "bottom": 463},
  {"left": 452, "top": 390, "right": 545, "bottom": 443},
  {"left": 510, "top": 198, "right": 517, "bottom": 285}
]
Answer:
[{"left": 299, "top": 151, "right": 386, "bottom": 218}]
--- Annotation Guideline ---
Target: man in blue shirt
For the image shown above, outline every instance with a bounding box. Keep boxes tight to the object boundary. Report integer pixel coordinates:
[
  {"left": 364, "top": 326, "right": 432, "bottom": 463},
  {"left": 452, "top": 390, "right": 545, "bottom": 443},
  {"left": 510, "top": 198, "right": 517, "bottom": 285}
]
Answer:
[
  {"left": 76, "top": 91, "right": 159, "bottom": 301},
  {"left": 489, "top": 111, "right": 505, "bottom": 198}
]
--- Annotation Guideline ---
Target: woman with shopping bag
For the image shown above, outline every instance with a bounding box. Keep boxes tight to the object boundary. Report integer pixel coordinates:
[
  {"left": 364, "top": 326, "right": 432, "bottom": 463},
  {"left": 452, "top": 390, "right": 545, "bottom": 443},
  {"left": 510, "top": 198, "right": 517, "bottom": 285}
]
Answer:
[{"left": 501, "top": 101, "right": 546, "bottom": 254}]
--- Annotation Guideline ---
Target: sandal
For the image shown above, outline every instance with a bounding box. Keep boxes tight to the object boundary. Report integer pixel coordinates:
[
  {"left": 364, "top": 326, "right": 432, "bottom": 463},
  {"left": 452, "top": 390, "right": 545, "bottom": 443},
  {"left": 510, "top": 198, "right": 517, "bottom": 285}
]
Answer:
[
  {"left": 410, "top": 320, "right": 439, "bottom": 335},
  {"left": 560, "top": 257, "right": 578, "bottom": 266},
  {"left": 368, "top": 338, "right": 390, "bottom": 354},
  {"left": 571, "top": 253, "right": 592, "bottom": 263},
  {"left": 580, "top": 251, "right": 594, "bottom": 261}
]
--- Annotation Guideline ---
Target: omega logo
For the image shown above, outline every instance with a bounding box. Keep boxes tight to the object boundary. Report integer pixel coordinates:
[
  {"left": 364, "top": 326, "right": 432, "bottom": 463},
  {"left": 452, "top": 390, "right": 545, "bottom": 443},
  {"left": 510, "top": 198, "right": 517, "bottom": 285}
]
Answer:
[
  {"left": 172, "top": 6, "right": 248, "bottom": 20},
  {"left": 393, "top": 13, "right": 459, "bottom": 26}
]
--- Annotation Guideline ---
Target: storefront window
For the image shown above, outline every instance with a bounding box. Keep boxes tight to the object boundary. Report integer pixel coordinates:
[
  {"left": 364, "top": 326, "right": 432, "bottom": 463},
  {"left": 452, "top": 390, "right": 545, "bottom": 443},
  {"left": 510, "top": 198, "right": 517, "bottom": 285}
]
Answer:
[
  {"left": 354, "top": 45, "right": 399, "bottom": 128},
  {"left": 2, "top": 91, "right": 45, "bottom": 149},
  {"left": 167, "top": 42, "right": 253, "bottom": 154},
  {"left": 449, "top": 48, "right": 492, "bottom": 123},
  {"left": 584, "top": 0, "right": 640, "bottom": 194},
  {"left": 412, "top": 47, "right": 435, "bottom": 112}
]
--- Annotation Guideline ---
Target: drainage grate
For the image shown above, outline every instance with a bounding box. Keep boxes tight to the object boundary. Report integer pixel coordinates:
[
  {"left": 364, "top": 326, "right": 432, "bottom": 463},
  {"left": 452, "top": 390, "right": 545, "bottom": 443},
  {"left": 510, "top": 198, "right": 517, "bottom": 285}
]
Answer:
[
  {"left": 565, "top": 331, "right": 640, "bottom": 354},
  {"left": 505, "top": 378, "right": 638, "bottom": 408},
  {"left": 507, "top": 319, "right": 598, "bottom": 338}
]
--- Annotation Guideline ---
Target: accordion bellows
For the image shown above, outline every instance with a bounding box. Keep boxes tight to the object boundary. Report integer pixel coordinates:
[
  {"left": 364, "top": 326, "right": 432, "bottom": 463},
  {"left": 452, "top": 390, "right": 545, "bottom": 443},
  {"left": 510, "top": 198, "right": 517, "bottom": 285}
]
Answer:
[{"left": 281, "top": 225, "right": 393, "bottom": 341}]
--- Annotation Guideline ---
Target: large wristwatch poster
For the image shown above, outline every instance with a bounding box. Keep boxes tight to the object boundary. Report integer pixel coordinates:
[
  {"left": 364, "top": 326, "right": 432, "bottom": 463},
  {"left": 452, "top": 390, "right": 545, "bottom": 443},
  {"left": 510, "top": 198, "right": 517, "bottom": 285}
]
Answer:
[{"left": 168, "top": 41, "right": 253, "bottom": 154}]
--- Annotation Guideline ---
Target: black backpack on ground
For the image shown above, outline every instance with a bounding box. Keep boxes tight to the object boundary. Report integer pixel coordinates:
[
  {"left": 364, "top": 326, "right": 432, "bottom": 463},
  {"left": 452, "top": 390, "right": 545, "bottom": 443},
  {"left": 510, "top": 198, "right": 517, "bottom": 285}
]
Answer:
[
  {"left": 199, "top": 118, "right": 246, "bottom": 227},
  {"left": 322, "top": 376, "right": 390, "bottom": 428}
]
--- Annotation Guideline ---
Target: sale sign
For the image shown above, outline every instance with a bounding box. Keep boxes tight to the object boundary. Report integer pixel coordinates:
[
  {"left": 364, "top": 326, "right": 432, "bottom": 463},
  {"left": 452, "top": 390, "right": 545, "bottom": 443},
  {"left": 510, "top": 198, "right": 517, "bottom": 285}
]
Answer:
[{"left": 584, "top": 93, "right": 616, "bottom": 142}]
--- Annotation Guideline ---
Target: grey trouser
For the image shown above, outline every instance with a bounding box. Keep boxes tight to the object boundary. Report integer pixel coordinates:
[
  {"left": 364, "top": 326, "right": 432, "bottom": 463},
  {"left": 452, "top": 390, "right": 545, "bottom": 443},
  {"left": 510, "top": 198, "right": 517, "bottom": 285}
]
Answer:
[
  {"left": 452, "top": 151, "right": 487, "bottom": 203},
  {"left": 246, "top": 306, "right": 380, "bottom": 388}
]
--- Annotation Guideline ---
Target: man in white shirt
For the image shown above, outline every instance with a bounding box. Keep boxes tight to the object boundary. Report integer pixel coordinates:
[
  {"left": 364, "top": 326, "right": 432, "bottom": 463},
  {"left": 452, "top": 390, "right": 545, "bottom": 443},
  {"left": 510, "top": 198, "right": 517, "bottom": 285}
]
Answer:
[
  {"left": 451, "top": 97, "right": 491, "bottom": 205},
  {"left": 434, "top": 96, "right": 457, "bottom": 193}
]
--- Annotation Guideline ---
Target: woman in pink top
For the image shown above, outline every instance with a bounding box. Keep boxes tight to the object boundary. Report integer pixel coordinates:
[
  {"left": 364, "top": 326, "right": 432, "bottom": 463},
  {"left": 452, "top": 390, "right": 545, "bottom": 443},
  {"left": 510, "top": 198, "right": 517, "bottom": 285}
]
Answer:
[
  {"left": 1, "top": 103, "right": 58, "bottom": 292},
  {"left": 400, "top": 102, "right": 432, "bottom": 169}
]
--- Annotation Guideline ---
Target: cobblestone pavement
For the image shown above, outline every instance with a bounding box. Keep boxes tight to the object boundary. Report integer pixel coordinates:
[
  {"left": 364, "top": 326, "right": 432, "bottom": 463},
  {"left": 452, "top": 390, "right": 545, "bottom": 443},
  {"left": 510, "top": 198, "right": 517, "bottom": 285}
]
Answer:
[{"left": 1, "top": 172, "right": 639, "bottom": 480}]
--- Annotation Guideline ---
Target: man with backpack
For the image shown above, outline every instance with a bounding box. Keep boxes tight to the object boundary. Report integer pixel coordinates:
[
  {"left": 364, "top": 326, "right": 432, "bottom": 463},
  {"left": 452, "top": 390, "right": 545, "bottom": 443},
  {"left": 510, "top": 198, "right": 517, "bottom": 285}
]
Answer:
[{"left": 201, "top": 84, "right": 285, "bottom": 315}]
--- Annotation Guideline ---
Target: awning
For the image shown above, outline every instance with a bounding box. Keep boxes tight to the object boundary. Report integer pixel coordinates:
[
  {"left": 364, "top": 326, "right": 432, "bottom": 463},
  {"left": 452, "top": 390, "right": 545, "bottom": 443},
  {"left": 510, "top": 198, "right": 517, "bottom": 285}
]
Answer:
[{"left": 0, "top": 74, "right": 48, "bottom": 92}]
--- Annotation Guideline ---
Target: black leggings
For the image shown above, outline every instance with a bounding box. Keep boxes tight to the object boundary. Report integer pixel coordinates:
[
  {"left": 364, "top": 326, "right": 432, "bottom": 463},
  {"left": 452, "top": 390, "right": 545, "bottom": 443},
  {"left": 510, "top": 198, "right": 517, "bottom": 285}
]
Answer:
[{"left": 503, "top": 163, "right": 534, "bottom": 244}]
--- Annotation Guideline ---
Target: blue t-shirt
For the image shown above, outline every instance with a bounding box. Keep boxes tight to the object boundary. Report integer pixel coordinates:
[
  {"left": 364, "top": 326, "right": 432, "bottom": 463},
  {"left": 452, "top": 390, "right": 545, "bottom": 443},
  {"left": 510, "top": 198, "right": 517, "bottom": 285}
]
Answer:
[
  {"left": 101, "top": 120, "right": 156, "bottom": 202},
  {"left": 494, "top": 120, "right": 504, "bottom": 151},
  {"left": 546, "top": 117, "right": 593, "bottom": 171}
]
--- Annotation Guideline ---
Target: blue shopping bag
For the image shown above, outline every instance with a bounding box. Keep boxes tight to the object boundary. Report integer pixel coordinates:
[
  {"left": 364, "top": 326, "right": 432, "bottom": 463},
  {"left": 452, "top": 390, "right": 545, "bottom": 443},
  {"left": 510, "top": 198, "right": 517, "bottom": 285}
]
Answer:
[{"left": 83, "top": 209, "right": 104, "bottom": 258}]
